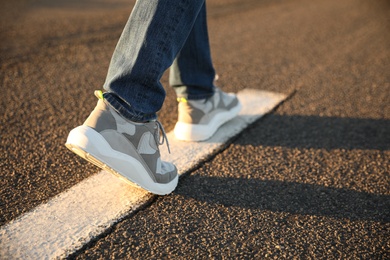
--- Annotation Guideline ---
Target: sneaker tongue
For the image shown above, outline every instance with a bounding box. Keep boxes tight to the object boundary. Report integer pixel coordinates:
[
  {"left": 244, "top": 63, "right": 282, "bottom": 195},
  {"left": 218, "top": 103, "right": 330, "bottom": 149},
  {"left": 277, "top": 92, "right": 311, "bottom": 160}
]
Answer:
[
  {"left": 94, "top": 90, "right": 104, "bottom": 100},
  {"left": 177, "top": 97, "right": 188, "bottom": 103}
]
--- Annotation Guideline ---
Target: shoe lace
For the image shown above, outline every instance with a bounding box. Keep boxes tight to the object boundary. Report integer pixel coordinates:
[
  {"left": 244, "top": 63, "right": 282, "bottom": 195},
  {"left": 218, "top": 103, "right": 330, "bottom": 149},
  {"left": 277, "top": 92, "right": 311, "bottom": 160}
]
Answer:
[{"left": 154, "top": 121, "right": 171, "bottom": 154}]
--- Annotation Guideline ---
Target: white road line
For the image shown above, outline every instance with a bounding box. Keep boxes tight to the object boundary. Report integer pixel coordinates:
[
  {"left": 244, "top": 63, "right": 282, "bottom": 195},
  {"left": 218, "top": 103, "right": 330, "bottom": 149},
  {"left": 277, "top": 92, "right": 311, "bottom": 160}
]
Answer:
[{"left": 0, "top": 89, "right": 287, "bottom": 259}]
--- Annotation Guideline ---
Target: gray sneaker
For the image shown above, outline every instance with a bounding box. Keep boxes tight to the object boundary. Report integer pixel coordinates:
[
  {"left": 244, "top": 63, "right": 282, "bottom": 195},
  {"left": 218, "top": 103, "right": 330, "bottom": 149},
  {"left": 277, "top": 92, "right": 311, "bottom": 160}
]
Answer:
[
  {"left": 65, "top": 91, "right": 178, "bottom": 195},
  {"left": 174, "top": 87, "right": 241, "bottom": 141}
]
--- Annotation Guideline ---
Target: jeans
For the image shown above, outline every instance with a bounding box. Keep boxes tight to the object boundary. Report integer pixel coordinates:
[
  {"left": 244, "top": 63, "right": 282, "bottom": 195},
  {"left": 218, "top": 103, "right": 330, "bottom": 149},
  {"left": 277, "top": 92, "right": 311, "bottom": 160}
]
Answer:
[{"left": 103, "top": 0, "right": 216, "bottom": 122}]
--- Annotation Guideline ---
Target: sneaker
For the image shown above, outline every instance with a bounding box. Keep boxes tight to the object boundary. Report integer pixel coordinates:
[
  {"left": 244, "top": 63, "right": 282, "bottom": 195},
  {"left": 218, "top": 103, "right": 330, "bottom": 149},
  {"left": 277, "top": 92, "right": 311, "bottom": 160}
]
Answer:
[
  {"left": 65, "top": 91, "right": 178, "bottom": 195},
  {"left": 174, "top": 87, "right": 241, "bottom": 141}
]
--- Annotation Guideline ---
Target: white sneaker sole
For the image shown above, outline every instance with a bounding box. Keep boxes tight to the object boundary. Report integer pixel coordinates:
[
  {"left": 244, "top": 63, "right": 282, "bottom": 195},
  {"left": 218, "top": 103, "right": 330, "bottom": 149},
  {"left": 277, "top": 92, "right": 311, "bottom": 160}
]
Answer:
[
  {"left": 174, "top": 101, "right": 242, "bottom": 142},
  {"left": 65, "top": 125, "right": 178, "bottom": 195}
]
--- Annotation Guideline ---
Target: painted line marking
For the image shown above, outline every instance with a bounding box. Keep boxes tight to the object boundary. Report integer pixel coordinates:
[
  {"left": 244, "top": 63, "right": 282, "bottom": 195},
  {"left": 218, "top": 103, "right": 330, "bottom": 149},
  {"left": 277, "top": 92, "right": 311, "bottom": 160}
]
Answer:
[{"left": 0, "top": 89, "right": 287, "bottom": 259}]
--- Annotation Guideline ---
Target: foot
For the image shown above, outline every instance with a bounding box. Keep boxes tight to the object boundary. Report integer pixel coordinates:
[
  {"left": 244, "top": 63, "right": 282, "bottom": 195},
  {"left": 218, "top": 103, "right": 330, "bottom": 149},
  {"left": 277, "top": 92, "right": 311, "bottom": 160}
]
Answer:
[
  {"left": 174, "top": 87, "right": 241, "bottom": 141},
  {"left": 65, "top": 91, "right": 178, "bottom": 195}
]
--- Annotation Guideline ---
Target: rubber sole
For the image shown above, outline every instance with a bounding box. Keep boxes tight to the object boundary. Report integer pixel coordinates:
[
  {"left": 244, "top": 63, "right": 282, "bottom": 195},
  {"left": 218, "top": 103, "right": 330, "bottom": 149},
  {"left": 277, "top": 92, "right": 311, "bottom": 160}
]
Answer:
[
  {"left": 65, "top": 125, "right": 178, "bottom": 195},
  {"left": 174, "top": 101, "right": 242, "bottom": 141}
]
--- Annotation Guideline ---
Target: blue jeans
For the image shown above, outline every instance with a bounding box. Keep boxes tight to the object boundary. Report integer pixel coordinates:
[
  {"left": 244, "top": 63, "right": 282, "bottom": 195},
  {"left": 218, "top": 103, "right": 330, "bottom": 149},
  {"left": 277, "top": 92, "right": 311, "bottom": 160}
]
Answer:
[{"left": 103, "top": 0, "right": 216, "bottom": 122}]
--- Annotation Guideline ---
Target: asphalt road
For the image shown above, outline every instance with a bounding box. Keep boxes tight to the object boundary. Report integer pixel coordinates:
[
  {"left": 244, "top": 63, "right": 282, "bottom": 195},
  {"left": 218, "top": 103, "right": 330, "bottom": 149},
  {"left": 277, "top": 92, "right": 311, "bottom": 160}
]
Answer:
[{"left": 1, "top": 0, "right": 389, "bottom": 258}]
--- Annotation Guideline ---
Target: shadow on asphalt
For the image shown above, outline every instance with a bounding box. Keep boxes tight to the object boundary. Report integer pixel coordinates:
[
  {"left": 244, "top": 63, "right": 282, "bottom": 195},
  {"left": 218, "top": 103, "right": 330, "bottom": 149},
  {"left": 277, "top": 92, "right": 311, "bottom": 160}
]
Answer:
[
  {"left": 175, "top": 114, "right": 389, "bottom": 223},
  {"left": 175, "top": 175, "right": 390, "bottom": 223},
  {"left": 234, "top": 115, "right": 389, "bottom": 151}
]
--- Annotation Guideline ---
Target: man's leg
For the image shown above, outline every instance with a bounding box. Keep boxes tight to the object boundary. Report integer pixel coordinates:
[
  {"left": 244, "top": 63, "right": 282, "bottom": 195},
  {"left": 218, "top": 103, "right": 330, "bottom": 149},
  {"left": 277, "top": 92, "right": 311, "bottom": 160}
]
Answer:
[
  {"left": 66, "top": 0, "right": 206, "bottom": 195},
  {"left": 169, "top": 3, "right": 242, "bottom": 142},
  {"left": 169, "top": 2, "right": 216, "bottom": 100},
  {"left": 104, "top": 0, "right": 206, "bottom": 122}
]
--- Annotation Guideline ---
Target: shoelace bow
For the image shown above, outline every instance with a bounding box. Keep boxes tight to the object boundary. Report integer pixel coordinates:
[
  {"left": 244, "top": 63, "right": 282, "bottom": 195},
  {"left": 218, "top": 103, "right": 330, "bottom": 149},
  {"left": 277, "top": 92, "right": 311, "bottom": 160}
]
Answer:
[{"left": 154, "top": 121, "right": 171, "bottom": 154}]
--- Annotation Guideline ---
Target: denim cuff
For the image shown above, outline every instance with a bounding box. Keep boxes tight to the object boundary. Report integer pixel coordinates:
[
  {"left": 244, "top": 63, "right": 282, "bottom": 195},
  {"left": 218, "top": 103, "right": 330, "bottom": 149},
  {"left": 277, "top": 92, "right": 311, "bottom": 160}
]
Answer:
[
  {"left": 173, "top": 85, "right": 215, "bottom": 100},
  {"left": 103, "top": 92, "right": 157, "bottom": 122}
]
